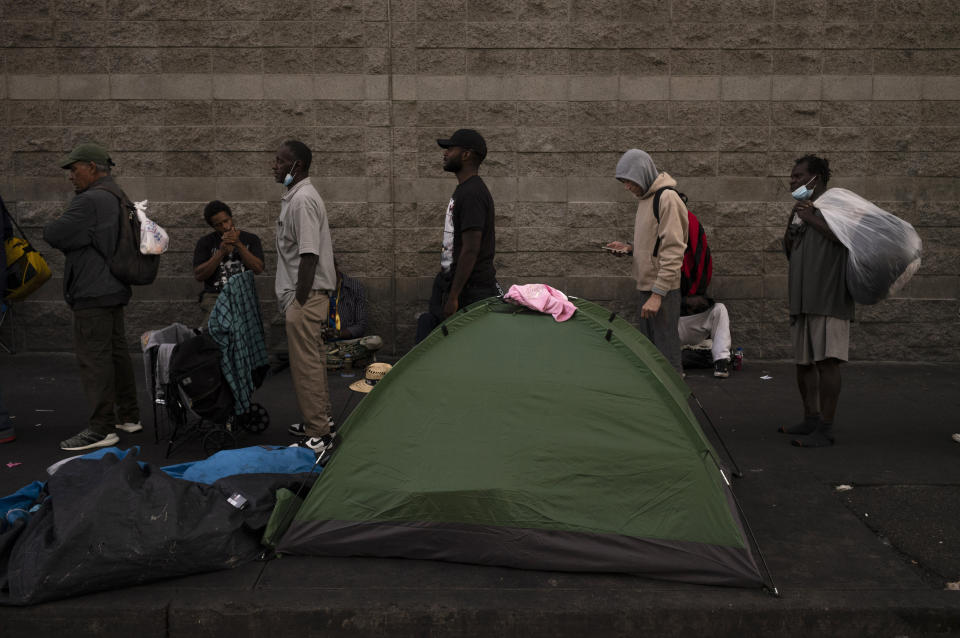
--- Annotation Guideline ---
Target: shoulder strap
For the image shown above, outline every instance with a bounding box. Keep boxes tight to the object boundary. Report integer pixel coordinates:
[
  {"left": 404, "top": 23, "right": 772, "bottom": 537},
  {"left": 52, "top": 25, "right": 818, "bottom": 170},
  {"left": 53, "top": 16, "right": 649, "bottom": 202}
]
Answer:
[
  {"left": 651, "top": 187, "right": 688, "bottom": 258},
  {"left": 1, "top": 198, "right": 35, "bottom": 244},
  {"left": 652, "top": 187, "right": 689, "bottom": 223},
  {"left": 89, "top": 180, "right": 135, "bottom": 212},
  {"left": 86, "top": 180, "right": 135, "bottom": 263},
  {"left": 652, "top": 187, "right": 670, "bottom": 224}
]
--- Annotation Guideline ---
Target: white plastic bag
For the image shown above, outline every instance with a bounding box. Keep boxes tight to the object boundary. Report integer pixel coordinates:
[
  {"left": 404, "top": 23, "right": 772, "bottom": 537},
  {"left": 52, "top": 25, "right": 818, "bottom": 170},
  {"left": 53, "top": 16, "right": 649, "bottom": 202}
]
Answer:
[
  {"left": 814, "top": 188, "right": 921, "bottom": 305},
  {"left": 135, "top": 200, "right": 169, "bottom": 255}
]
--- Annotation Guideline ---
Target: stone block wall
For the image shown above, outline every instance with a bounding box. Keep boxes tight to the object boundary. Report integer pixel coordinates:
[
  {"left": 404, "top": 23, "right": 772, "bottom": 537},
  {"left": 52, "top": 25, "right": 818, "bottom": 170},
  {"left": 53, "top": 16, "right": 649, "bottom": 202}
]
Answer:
[{"left": 2, "top": 0, "right": 959, "bottom": 360}]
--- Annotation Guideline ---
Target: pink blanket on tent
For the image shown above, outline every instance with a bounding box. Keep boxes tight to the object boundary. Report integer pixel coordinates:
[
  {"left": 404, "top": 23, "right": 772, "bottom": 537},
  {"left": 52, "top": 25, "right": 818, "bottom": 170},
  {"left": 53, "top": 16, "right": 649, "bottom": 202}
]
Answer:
[{"left": 503, "top": 284, "right": 576, "bottom": 322}]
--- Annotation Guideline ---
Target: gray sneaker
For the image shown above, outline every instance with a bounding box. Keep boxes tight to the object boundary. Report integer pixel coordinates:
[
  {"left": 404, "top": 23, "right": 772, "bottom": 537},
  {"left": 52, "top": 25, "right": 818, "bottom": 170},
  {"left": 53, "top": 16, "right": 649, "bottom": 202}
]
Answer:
[{"left": 60, "top": 429, "right": 120, "bottom": 452}]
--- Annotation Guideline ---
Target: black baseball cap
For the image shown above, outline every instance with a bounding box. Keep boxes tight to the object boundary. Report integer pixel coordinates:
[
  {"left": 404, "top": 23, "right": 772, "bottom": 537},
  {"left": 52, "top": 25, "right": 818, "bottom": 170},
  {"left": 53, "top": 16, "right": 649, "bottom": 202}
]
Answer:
[{"left": 437, "top": 129, "right": 487, "bottom": 161}]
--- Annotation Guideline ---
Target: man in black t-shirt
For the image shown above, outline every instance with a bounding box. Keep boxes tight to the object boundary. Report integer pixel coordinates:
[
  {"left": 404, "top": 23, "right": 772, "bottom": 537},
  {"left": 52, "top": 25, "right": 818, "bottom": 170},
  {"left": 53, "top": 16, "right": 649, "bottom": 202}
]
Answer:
[
  {"left": 193, "top": 200, "right": 265, "bottom": 324},
  {"left": 415, "top": 129, "right": 498, "bottom": 343}
]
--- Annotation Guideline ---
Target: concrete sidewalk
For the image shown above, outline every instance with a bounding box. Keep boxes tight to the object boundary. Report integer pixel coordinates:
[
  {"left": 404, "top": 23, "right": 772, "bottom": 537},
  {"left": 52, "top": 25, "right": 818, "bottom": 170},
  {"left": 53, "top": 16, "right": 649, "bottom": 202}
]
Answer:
[{"left": 1, "top": 355, "right": 959, "bottom": 636}]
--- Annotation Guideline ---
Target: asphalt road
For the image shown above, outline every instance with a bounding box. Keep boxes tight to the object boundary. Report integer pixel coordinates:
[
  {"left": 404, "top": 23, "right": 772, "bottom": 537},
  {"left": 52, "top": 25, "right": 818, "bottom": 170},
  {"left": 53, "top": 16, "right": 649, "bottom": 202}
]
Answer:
[{"left": 1, "top": 354, "right": 959, "bottom": 636}]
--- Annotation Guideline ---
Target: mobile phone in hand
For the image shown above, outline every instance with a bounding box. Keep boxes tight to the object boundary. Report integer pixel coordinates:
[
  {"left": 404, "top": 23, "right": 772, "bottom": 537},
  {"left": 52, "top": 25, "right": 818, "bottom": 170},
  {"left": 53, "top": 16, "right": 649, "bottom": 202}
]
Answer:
[{"left": 602, "top": 244, "right": 629, "bottom": 254}]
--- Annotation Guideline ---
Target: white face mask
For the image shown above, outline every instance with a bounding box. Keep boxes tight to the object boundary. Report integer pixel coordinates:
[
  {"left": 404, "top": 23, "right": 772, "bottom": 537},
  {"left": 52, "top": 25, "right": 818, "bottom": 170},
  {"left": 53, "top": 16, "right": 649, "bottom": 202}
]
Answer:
[
  {"left": 283, "top": 161, "right": 298, "bottom": 187},
  {"left": 791, "top": 176, "right": 817, "bottom": 201}
]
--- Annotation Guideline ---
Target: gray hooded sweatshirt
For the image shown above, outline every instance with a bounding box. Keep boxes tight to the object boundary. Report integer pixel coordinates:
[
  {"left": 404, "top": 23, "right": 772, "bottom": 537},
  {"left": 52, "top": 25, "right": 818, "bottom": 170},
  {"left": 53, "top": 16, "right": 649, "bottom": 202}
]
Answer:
[{"left": 615, "top": 150, "right": 688, "bottom": 295}]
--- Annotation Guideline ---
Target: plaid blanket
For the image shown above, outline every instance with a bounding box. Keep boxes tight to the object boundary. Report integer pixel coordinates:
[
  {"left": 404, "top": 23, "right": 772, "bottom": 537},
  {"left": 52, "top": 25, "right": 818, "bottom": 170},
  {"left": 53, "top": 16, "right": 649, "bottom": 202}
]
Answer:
[{"left": 207, "top": 271, "right": 269, "bottom": 414}]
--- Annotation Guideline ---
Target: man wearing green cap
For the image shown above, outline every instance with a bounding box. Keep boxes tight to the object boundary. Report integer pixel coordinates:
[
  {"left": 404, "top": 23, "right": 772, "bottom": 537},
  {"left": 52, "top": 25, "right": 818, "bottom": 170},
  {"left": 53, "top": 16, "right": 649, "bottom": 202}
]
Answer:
[{"left": 43, "top": 142, "right": 142, "bottom": 451}]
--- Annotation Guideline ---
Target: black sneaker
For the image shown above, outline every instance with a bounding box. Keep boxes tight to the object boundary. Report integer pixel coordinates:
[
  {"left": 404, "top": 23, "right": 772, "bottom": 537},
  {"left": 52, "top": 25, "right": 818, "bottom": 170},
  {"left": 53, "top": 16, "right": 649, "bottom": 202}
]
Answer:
[
  {"left": 713, "top": 359, "right": 730, "bottom": 378},
  {"left": 287, "top": 418, "right": 336, "bottom": 437},
  {"left": 287, "top": 422, "right": 306, "bottom": 436}
]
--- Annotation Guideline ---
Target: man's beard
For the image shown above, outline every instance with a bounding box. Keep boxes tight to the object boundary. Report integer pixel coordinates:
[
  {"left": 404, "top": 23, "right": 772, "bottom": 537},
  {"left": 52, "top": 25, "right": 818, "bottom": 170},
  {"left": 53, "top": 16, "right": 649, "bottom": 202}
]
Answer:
[{"left": 443, "top": 155, "right": 462, "bottom": 173}]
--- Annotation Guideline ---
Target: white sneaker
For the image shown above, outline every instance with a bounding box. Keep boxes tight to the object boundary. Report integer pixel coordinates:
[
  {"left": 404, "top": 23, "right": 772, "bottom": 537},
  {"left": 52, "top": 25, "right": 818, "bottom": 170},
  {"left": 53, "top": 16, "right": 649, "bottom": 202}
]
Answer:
[
  {"left": 115, "top": 421, "right": 143, "bottom": 433},
  {"left": 298, "top": 434, "right": 334, "bottom": 456}
]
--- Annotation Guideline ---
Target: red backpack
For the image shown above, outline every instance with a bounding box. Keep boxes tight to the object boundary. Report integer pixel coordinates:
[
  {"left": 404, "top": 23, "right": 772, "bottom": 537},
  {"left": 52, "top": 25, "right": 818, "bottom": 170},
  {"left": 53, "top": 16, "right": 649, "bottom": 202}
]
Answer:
[{"left": 652, "top": 187, "right": 712, "bottom": 297}]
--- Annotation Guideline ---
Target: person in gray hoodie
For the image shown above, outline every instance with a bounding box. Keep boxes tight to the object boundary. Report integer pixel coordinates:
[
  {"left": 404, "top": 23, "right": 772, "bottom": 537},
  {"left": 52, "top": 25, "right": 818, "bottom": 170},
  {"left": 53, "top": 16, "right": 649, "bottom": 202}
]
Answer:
[
  {"left": 43, "top": 143, "right": 141, "bottom": 452},
  {"left": 606, "top": 149, "right": 689, "bottom": 374}
]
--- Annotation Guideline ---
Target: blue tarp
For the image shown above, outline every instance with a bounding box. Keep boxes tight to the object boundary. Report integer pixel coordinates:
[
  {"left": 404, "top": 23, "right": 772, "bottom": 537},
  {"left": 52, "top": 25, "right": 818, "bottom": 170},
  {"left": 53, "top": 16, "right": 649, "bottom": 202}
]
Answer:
[
  {"left": 161, "top": 445, "right": 318, "bottom": 484},
  {"left": 0, "top": 481, "right": 44, "bottom": 532},
  {"left": 1, "top": 445, "right": 319, "bottom": 528}
]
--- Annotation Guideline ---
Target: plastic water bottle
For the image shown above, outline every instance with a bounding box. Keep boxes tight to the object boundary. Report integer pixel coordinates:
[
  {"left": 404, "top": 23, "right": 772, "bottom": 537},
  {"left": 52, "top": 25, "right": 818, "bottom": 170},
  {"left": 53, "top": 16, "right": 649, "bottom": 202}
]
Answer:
[
  {"left": 340, "top": 352, "right": 356, "bottom": 378},
  {"left": 733, "top": 347, "right": 744, "bottom": 371}
]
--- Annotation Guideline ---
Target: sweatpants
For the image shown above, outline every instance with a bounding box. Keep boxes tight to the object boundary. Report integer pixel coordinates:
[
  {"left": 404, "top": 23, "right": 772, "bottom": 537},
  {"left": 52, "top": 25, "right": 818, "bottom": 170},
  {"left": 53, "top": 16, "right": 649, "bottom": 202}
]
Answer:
[
  {"left": 678, "top": 302, "right": 732, "bottom": 364},
  {"left": 636, "top": 289, "right": 682, "bottom": 374}
]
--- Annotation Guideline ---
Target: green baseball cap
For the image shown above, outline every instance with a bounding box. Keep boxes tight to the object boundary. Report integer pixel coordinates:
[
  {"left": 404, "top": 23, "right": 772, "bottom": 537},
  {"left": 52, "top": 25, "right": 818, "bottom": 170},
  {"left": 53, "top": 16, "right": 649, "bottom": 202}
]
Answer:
[{"left": 60, "top": 142, "right": 115, "bottom": 169}]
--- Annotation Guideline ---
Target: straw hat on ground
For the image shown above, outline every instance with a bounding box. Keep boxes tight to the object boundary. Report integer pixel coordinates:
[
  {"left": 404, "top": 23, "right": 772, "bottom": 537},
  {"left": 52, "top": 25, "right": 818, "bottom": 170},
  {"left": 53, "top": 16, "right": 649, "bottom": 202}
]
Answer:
[{"left": 349, "top": 362, "right": 393, "bottom": 393}]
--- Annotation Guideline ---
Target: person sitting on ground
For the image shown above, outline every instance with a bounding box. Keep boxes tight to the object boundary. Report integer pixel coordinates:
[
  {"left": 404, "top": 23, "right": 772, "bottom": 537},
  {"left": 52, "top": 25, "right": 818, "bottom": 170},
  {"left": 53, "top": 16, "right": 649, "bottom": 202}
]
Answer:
[
  {"left": 324, "top": 264, "right": 383, "bottom": 371},
  {"left": 679, "top": 295, "right": 732, "bottom": 378},
  {"left": 193, "top": 200, "right": 264, "bottom": 325},
  {"left": 674, "top": 205, "right": 733, "bottom": 379}
]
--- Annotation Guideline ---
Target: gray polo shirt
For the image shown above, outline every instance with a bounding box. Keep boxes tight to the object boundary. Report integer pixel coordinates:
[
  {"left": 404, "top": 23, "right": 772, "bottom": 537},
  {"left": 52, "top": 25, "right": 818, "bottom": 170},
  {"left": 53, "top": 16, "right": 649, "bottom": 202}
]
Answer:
[{"left": 275, "top": 177, "right": 336, "bottom": 313}]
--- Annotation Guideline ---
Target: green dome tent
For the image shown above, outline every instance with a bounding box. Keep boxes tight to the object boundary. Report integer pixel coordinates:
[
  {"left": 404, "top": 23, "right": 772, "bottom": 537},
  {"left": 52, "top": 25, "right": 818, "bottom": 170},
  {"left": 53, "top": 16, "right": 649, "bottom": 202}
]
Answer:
[{"left": 277, "top": 297, "right": 764, "bottom": 588}]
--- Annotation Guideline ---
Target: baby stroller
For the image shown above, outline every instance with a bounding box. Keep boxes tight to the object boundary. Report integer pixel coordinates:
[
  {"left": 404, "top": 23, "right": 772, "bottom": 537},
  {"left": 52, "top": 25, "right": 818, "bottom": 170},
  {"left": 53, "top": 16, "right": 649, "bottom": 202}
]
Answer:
[{"left": 142, "top": 271, "right": 270, "bottom": 456}]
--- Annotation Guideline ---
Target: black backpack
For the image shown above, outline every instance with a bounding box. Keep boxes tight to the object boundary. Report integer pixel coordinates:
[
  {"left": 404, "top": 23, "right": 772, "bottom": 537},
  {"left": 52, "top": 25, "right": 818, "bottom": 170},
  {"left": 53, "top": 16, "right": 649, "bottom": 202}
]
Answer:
[
  {"left": 168, "top": 333, "right": 234, "bottom": 422},
  {"left": 90, "top": 181, "right": 160, "bottom": 286}
]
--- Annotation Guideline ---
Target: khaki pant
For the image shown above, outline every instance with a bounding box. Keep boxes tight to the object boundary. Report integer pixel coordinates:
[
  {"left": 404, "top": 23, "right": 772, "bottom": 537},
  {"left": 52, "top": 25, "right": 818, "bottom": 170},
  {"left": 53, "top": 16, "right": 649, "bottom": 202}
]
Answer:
[{"left": 285, "top": 291, "right": 332, "bottom": 437}]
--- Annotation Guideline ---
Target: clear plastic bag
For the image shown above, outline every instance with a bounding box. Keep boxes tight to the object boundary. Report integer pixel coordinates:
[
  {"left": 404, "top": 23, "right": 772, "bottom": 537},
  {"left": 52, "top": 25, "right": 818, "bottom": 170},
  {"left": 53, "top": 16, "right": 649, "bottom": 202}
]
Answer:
[
  {"left": 814, "top": 188, "right": 922, "bottom": 305},
  {"left": 134, "top": 200, "right": 169, "bottom": 255}
]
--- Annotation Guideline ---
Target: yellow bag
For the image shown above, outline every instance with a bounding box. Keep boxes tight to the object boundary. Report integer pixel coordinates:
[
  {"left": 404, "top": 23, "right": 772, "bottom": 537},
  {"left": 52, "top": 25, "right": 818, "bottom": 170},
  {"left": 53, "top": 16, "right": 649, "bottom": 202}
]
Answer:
[{"left": 4, "top": 236, "right": 52, "bottom": 301}]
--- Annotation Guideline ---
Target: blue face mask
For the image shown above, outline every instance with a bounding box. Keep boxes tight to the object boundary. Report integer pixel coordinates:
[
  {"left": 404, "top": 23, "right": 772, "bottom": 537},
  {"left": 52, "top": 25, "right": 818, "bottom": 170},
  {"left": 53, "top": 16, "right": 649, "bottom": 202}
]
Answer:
[
  {"left": 283, "top": 161, "right": 298, "bottom": 187},
  {"left": 791, "top": 176, "right": 817, "bottom": 201}
]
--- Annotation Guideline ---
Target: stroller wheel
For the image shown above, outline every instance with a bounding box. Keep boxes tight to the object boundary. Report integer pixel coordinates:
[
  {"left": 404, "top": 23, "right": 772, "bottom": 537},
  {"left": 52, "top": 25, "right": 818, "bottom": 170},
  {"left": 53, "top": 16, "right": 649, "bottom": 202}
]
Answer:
[
  {"left": 240, "top": 402, "right": 270, "bottom": 433},
  {"left": 202, "top": 428, "right": 237, "bottom": 456}
]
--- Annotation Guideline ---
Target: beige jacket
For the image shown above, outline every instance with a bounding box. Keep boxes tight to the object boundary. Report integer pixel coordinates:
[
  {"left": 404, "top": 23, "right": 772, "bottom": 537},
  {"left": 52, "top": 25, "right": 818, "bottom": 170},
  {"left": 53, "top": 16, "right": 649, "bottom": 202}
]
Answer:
[{"left": 631, "top": 172, "right": 689, "bottom": 295}]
